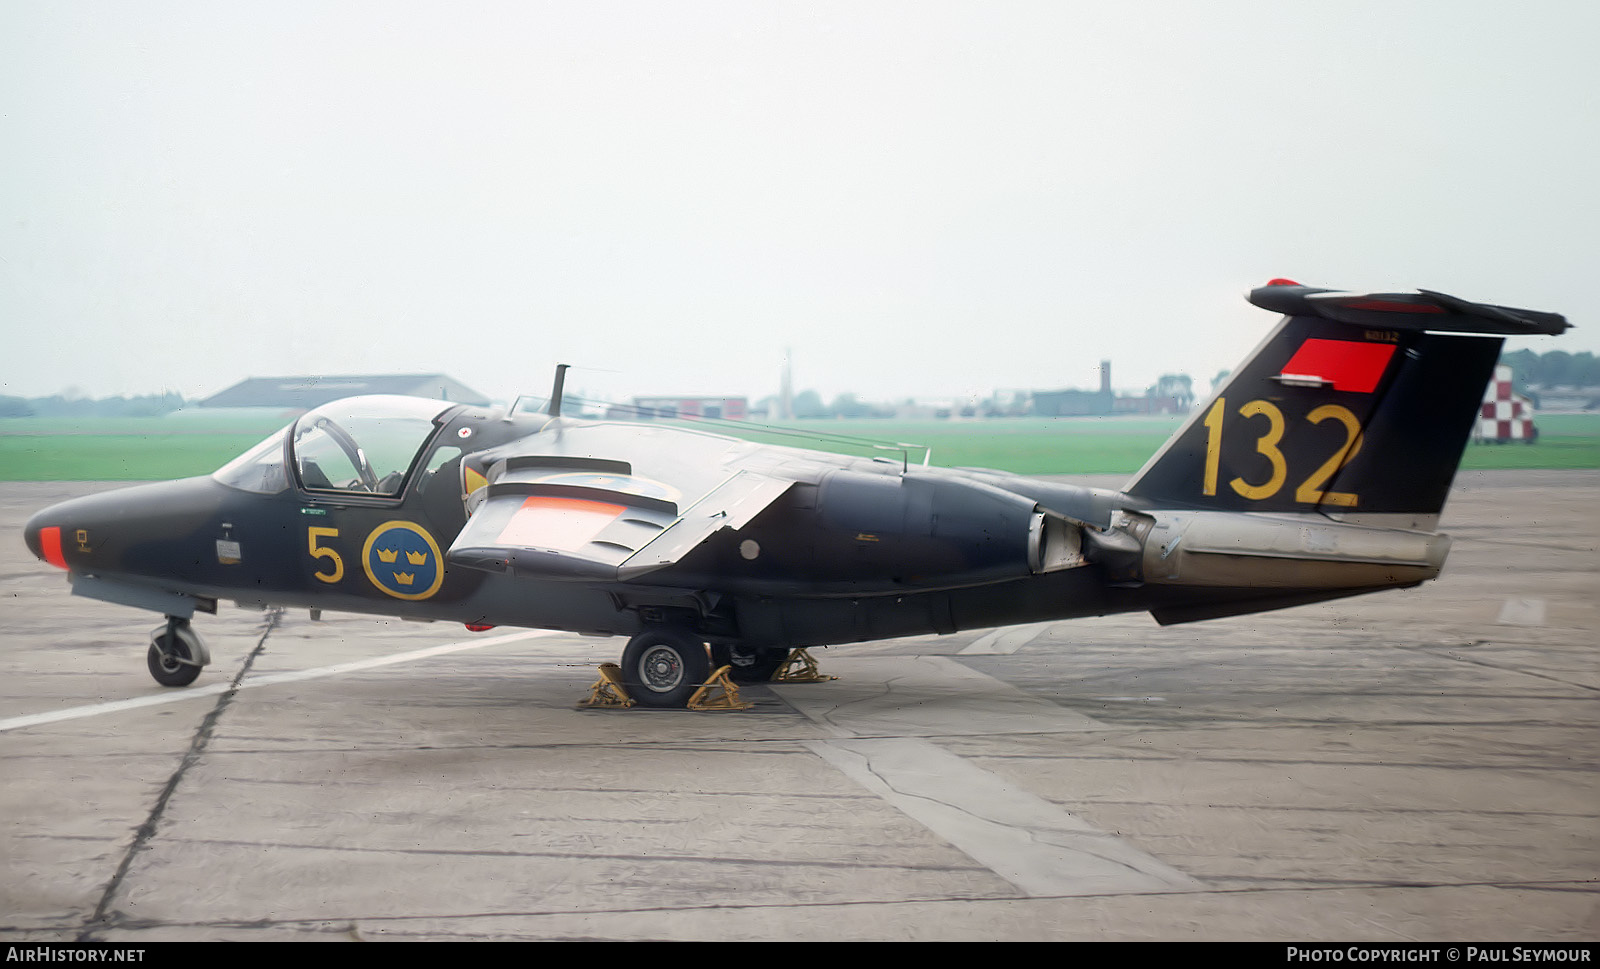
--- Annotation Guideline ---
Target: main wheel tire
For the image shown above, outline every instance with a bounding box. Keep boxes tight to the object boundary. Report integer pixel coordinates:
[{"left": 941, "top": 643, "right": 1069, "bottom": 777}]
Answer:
[
  {"left": 621, "top": 630, "right": 711, "bottom": 708},
  {"left": 710, "top": 643, "right": 787, "bottom": 683},
  {"left": 147, "top": 624, "right": 203, "bottom": 687}
]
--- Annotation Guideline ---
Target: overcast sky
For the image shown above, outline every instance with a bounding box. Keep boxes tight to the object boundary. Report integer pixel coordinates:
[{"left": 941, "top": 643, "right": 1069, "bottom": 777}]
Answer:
[{"left": 3, "top": 1, "right": 1595, "bottom": 407}]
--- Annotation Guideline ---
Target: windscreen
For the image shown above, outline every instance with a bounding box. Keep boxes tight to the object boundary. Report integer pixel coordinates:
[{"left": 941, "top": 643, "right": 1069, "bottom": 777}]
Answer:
[
  {"left": 290, "top": 396, "right": 453, "bottom": 496},
  {"left": 213, "top": 428, "right": 290, "bottom": 494}
]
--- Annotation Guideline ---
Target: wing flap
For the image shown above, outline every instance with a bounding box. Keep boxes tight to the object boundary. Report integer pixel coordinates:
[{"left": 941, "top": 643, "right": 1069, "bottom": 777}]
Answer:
[
  {"left": 616, "top": 472, "right": 793, "bottom": 579},
  {"left": 446, "top": 468, "right": 790, "bottom": 581}
]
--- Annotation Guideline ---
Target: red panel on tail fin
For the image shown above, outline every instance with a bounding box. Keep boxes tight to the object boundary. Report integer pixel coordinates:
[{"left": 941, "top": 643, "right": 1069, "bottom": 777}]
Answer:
[{"left": 1281, "top": 339, "right": 1397, "bottom": 393}]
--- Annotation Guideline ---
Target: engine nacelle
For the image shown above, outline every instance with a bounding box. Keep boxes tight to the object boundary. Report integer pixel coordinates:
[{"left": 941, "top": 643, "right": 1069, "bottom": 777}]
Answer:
[{"left": 809, "top": 469, "right": 1086, "bottom": 590}]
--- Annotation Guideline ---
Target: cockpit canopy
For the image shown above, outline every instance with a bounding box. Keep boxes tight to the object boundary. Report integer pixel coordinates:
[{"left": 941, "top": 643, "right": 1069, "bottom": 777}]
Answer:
[{"left": 213, "top": 396, "right": 455, "bottom": 496}]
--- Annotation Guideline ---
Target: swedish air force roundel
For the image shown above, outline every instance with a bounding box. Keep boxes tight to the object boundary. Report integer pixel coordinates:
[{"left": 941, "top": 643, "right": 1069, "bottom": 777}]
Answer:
[{"left": 362, "top": 521, "right": 445, "bottom": 600}]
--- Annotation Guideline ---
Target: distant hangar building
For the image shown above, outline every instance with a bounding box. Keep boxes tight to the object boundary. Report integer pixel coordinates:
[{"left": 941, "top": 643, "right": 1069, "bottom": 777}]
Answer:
[{"left": 200, "top": 374, "right": 492, "bottom": 412}]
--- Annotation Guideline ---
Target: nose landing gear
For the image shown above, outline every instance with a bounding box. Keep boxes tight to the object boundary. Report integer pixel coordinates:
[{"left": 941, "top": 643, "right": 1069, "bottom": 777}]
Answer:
[{"left": 146, "top": 617, "right": 210, "bottom": 687}]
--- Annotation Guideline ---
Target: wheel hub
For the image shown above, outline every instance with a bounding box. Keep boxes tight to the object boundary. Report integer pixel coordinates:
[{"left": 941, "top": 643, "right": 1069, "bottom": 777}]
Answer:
[
  {"left": 154, "top": 633, "right": 190, "bottom": 671},
  {"left": 640, "top": 645, "right": 684, "bottom": 692}
]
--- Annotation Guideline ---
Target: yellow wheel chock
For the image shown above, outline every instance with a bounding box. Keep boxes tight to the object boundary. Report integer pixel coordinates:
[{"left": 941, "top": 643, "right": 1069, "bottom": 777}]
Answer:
[
  {"left": 687, "top": 665, "right": 753, "bottom": 711},
  {"left": 773, "top": 647, "right": 837, "bottom": 683},
  {"left": 580, "top": 662, "right": 635, "bottom": 708},
  {"left": 581, "top": 663, "right": 753, "bottom": 711}
]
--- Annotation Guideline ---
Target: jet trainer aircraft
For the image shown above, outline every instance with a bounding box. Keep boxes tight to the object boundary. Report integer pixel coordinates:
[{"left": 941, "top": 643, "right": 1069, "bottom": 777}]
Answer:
[{"left": 23, "top": 281, "right": 1570, "bottom": 707}]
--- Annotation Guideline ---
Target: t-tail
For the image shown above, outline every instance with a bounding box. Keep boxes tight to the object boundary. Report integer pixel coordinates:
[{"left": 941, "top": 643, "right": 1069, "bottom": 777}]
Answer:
[
  {"left": 1125, "top": 280, "right": 1570, "bottom": 528},
  {"left": 1108, "top": 280, "right": 1569, "bottom": 625}
]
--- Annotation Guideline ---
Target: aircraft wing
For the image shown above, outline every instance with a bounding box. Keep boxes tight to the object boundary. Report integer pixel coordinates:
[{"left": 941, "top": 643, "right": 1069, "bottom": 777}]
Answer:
[{"left": 446, "top": 423, "right": 797, "bottom": 582}]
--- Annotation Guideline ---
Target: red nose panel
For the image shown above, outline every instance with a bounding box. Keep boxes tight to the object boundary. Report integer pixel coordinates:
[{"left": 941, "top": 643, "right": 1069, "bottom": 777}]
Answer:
[{"left": 39, "top": 526, "right": 67, "bottom": 570}]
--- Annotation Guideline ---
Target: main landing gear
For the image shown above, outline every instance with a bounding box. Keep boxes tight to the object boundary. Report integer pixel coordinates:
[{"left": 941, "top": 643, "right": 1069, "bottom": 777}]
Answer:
[
  {"left": 146, "top": 616, "right": 210, "bottom": 687},
  {"left": 593, "top": 629, "right": 826, "bottom": 710},
  {"left": 619, "top": 628, "right": 711, "bottom": 708}
]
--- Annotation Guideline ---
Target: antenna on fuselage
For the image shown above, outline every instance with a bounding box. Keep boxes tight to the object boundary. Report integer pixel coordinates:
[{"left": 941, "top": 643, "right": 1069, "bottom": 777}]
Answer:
[{"left": 546, "top": 363, "right": 570, "bottom": 417}]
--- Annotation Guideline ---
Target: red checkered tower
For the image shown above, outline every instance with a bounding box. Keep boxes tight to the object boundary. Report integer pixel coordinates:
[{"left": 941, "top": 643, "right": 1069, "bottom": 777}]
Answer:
[{"left": 1476, "top": 365, "right": 1538, "bottom": 443}]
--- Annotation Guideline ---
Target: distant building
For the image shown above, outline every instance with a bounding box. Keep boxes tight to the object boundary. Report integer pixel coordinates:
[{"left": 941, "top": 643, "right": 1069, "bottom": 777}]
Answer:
[
  {"left": 1032, "top": 360, "right": 1115, "bottom": 416},
  {"left": 893, "top": 399, "right": 957, "bottom": 420},
  {"left": 200, "top": 374, "right": 492, "bottom": 411},
  {"left": 1528, "top": 384, "right": 1600, "bottom": 412},
  {"left": 616, "top": 396, "right": 748, "bottom": 421},
  {"left": 1030, "top": 360, "right": 1191, "bottom": 416},
  {"left": 1111, "top": 393, "right": 1186, "bottom": 415}
]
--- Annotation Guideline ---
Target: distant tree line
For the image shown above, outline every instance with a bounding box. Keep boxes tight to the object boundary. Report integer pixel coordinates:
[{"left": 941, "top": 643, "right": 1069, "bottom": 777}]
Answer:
[
  {"left": 754, "top": 390, "right": 902, "bottom": 419},
  {"left": 1146, "top": 374, "right": 1195, "bottom": 410},
  {"left": 0, "top": 391, "right": 188, "bottom": 418},
  {"left": 1501, "top": 349, "right": 1600, "bottom": 391}
]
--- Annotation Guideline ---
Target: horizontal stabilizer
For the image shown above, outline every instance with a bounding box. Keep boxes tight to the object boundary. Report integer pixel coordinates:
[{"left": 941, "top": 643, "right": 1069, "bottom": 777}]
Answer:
[{"left": 1248, "top": 282, "right": 1570, "bottom": 336}]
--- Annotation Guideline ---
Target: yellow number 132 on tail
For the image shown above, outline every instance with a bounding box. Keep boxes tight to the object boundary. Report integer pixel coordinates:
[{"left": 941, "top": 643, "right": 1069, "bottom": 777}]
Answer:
[{"left": 1201, "top": 397, "right": 1363, "bottom": 507}]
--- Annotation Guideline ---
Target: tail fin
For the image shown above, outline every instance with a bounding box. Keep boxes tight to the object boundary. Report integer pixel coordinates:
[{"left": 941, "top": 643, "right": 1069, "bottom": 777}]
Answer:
[{"left": 1123, "top": 282, "right": 1569, "bottom": 524}]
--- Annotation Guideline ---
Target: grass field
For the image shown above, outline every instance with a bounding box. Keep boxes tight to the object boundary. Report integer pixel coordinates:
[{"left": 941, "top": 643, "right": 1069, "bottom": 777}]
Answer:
[{"left": 1, "top": 413, "right": 1596, "bottom": 482}]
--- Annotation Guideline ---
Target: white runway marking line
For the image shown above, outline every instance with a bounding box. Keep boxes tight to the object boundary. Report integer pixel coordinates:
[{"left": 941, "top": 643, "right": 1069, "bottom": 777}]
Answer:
[
  {"left": 0, "top": 629, "right": 554, "bottom": 733},
  {"left": 808, "top": 737, "right": 1201, "bottom": 897},
  {"left": 1497, "top": 597, "right": 1547, "bottom": 626},
  {"left": 959, "top": 621, "right": 1055, "bottom": 655},
  {"left": 781, "top": 655, "right": 1200, "bottom": 897}
]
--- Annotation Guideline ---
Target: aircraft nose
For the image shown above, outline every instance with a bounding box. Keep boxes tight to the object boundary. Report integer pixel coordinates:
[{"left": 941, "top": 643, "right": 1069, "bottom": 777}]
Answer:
[
  {"left": 24, "top": 506, "right": 70, "bottom": 570},
  {"left": 23, "top": 478, "right": 231, "bottom": 579}
]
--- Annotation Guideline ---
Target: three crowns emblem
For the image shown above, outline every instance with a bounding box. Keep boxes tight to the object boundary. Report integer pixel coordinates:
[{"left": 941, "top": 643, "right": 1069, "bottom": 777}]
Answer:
[
  {"left": 365, "top": 524, "right": 441, "bottom": 599},
  {"left": 377, "top": 547, "right": 429, "bottom": 566},
  {"left": 378, "top": 546, "right": 427, "bottom": 584}
]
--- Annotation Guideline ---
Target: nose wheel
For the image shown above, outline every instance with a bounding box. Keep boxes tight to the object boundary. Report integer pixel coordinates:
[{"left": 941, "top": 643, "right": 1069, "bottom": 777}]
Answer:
[{"left": 147, "top": 617, "right": 209, "bottom": 687}]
